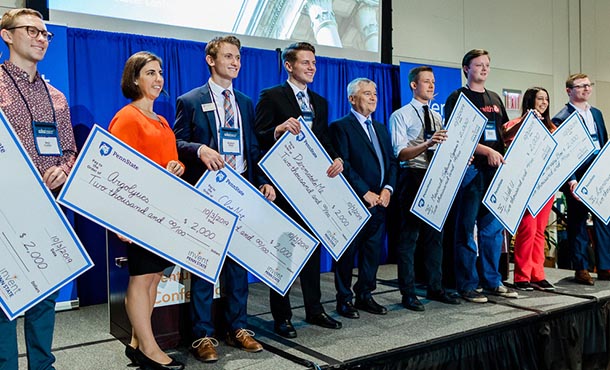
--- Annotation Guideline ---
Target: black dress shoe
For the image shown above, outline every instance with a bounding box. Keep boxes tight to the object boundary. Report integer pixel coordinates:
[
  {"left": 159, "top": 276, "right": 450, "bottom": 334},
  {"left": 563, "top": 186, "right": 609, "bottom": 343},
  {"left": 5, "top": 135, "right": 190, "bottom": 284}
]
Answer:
[
  {"left": 427, "top": 290, "right": 461, "bottom": 305},
  {"left": 305, "top": 312, "right": 342, "bottom": 329},
  {"left": 133, "top": 349, "right": 184, "bottom": 370},
  {"left": 355, "top": 297, "right": 388, "bottom": 315},
  {"left": 274, "top": 319, "right": 297, "bottom": 338},
  {"left": 125, "top": 344, "right": 138, "bottom": 366},
  {"left": 402, "top": 295, "right": 425, "bottom": 311},
  {"left": 336, "top": 301, "right": 360, "bottom": 319}
]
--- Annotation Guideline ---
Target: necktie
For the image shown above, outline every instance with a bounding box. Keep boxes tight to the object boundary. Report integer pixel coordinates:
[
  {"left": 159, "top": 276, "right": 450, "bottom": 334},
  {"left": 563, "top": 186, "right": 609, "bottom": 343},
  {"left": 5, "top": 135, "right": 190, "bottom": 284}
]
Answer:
[
  {"left": 422, "top": 105, "right": 434, "bottom": 162},
  {"left": 222, "top": 89, "right": 236, "bottom": 169},
  {"left": 365, "top": 119, "right": 385, "bottom": 185},
  {"left": 422, "top": 105, "right": 432, "bottom": 134},
  {"left": 296, "top": 91, "right": 314, "bottom": 128}
]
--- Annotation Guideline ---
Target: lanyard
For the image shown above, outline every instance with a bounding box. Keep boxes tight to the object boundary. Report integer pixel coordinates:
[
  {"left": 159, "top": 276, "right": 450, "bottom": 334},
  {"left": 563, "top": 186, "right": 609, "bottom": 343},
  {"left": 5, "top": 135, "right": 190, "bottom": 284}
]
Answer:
[
  {"left": 1, "top": 65, "right": 57, "bottom": 124},
  {"left": 410, "top": 103, "right": 437, "bottom": 132}
]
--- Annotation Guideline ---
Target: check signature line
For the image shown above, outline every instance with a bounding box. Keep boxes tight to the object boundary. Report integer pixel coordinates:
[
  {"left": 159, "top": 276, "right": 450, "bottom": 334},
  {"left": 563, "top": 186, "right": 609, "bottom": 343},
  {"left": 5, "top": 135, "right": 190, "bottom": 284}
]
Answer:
[
  {"left": 1, "top": 231, "right": 30, "bottom": 274},
  {"left": 185, "top": 233, "right": 217, "bottom": 254}
]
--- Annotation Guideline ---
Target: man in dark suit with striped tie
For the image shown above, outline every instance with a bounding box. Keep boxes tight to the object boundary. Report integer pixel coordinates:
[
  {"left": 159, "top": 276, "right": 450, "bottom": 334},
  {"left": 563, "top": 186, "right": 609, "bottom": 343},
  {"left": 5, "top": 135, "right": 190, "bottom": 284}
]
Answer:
[
  {"left": 329, "top": 78, "right": 397, "bottom": 319},
  {"left": 255, "top": 42, "right": 344, "bottom": 338}
]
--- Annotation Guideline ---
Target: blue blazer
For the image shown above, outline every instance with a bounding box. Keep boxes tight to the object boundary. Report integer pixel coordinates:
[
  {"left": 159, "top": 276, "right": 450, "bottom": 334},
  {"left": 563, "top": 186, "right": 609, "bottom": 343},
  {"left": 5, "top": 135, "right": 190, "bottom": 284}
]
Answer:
[
  {"left": 552, "top": 103, "right": 608, "bottom": 181},
  {"left": 173, "top": 82, "right": 265, "bottom": 186},
  {"left": 329, "top": 112, "right": 397, "bottom": 197}
]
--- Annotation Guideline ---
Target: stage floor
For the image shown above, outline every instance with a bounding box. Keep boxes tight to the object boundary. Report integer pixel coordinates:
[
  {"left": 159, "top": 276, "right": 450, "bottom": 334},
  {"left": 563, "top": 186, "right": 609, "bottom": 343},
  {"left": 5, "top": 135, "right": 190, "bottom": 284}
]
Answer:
[{"left": 16, "top": 264, "right": 610, "bottom": 369}]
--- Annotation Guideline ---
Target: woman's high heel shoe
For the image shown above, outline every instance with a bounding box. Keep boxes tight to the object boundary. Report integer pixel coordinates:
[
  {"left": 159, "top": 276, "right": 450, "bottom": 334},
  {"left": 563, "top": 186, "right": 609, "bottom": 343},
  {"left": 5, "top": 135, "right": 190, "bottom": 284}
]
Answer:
[
  {"left": 124, "top": 345, "right": 139, "bottom": 367},
  {"left": 133, "top": 348, "right": 185, "bottom": 370}
]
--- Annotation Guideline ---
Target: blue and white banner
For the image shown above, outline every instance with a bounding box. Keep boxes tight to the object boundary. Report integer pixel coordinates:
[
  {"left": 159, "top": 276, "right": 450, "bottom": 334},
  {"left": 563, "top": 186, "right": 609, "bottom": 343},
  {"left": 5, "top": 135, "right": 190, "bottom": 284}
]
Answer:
[
  {"left": 0, "top": 108, "right": 93, "bottom": 320},
  {"left": 57, "top": 125, "right": 237, "bottom": 283},
  {"left": 399, "top": 62, "right": 462, "bottom": 122}
]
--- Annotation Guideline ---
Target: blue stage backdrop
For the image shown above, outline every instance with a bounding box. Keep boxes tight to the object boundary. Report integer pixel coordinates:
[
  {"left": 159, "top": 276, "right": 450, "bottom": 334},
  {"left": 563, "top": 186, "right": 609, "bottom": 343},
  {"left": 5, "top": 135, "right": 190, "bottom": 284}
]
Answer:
[
  {"left": 399, "top": 62, "right": 462, "bottom": 122},
  {"left": 66, "top": 28, "right": 400, "bottom": 305}
]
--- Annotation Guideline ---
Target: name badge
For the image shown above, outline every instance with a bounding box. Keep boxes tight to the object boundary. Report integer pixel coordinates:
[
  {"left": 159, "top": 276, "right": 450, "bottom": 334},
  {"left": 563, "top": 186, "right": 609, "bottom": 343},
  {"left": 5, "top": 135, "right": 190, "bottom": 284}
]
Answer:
[
  {"left": 591, "top": 133, "right": 601, "bottom": 153},
  {"left": 300, "top": 112, "right": 314, "bottom": 129},
  {"left": 201, "top": 103, "right": 215, "bottom": 112},
  {"left": 220, "top": 126, "right": 241, "bottom": 155},
  {"left": 484, "top": 121, "right": 498, "bottom": 142},
  {"left": 32, "top": 121, "right": 62, "bottom": 156}
]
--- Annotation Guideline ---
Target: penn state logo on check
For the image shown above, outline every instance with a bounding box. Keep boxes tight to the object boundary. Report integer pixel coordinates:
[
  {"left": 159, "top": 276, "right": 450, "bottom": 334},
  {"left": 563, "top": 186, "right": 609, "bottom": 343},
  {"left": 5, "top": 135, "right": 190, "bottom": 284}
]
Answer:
[{"left": 99, "top": 142, "right": 112, "bottom": 156}]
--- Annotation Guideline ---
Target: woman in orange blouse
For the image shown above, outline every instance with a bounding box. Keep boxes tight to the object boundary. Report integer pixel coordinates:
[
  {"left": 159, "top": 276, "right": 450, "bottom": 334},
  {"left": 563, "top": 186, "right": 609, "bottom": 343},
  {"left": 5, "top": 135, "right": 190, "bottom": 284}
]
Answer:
[
  {"left": 109, "top": 51, "right": 184, "bottom": 370},
  {"left": 504, "top": 87, "right": 556, "bottom": 292}
]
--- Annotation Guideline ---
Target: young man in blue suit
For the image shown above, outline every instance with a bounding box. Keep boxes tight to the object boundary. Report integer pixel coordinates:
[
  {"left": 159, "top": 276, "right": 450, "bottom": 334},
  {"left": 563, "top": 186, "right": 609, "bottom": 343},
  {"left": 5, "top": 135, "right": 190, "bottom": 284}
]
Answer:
[
  {"left": 173, "top": 35, "right": 275, "bottom": 363},
  {"left": 255, "top": 42, "right": 344, "bottom": 338},
  {"left": 330, "top": 78, "right": 397, "bottom": 318},
  {"left": 552, "top": 73, "right": 610, "bottom": 286}
]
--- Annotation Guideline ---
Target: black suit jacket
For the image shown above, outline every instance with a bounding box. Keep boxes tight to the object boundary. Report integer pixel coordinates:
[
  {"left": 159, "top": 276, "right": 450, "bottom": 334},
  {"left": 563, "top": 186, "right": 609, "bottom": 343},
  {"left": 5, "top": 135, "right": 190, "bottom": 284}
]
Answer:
[
  {"left": 329, "top": 112, "right": 397, "bottom": 197},
  {"left": 254, "top": 82, "right": 338, "bottom": 159},
  {"left": 552, "top": 103, "right": 608, "bottom": 181},
  {"left": 173, "top": 82, "right": 265, "bottom": 186}
]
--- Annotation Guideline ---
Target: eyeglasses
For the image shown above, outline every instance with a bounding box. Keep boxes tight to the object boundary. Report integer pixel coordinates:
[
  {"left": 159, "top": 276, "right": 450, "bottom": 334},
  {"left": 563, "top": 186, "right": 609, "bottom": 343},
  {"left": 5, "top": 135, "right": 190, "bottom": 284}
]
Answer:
[
  {"left": 5, "top": 25, "right": 54, "bottom": 42},
  {"left": 571, "top": 83, "right": 595, "bottom": 90}
]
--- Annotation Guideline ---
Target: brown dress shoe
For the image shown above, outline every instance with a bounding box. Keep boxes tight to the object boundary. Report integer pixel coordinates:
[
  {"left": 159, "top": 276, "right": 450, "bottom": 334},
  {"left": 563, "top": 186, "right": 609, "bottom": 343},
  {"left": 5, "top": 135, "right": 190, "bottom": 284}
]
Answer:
[
  {"left": 226, "top": 329, "right": 263, "bottom": 353},
  {"left": 191, "top": 337, "right": 219, "bottom": 363},
  {"left": 575, "top": 269, "right": 594, "bottom": 285},
  {"left": 597, "top": 270, "right": 610, "bottom": 280}
]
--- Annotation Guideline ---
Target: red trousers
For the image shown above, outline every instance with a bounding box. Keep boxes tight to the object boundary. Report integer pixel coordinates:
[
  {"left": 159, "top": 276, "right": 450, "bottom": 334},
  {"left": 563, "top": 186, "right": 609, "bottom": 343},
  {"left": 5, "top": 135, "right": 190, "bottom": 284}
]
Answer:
[{"left": 513, "top": 198, "right": 554, "bottom": 283}]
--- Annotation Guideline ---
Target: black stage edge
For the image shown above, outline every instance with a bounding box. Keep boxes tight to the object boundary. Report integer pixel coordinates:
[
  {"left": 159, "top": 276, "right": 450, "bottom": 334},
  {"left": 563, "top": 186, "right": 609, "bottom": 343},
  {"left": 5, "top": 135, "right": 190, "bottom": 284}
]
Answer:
[
  {"left": 317, "top": 299, "right": 609, "bottom": 370},
  {"left": 248, "top": 267, "right": 610, "bottom": 370}
]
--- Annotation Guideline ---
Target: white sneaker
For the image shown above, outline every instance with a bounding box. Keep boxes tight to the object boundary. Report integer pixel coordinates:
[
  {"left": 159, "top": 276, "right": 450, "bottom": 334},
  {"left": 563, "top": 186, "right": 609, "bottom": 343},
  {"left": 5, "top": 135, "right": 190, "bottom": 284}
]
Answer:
[{"left": 490, "top": 285, "right": 519, "bottom": 298}]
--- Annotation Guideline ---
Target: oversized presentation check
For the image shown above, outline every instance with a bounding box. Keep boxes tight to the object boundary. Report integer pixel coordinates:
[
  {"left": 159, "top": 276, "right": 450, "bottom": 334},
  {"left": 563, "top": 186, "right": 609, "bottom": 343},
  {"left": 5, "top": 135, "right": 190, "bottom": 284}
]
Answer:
[
  {"left": 196, "top": 166, "right": 318, "bottom": 295},
  {"left": 57, "top": 125, "right": 238, "bottom": 284},
  {"left": 527, "top": 112, "right": 596, "bottom": 216},
  {"left": 575, "top": 142, "right": 610, "bottom": 224},
  {"left": 258, "top": 118, "right": 370, "bottom": 260},
  {"left": 483, "top": 112, "right": 557, "bottom": 234},
  {"left": 0, "top": 109, "right": 93, "bottom": 320},
  {"left": 410, "top": 93, "right": 487, "bottom": 231}
]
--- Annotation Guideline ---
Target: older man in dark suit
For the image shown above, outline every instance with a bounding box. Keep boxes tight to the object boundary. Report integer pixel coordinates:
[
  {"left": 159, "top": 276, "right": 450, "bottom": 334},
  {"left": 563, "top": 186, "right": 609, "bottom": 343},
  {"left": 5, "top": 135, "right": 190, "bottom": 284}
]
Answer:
[
  {"left": 552, "top": 73, "right": 610, "bottom": 286},
  {"left": 255, "top": 41, "right": 344, "bottom": 338},
  {"left": 330, "top": 78, "right": 397, "bottom": 319},
  {"left": 173, "top": 35, "right": 275, "bottom": 363}
]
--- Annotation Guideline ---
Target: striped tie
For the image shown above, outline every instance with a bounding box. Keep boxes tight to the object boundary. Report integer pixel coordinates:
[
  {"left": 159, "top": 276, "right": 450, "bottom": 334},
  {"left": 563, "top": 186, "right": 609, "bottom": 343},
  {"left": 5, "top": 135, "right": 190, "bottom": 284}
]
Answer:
[
  {"left": 296, "top": 91, "right": 313, "bottom": 128},
  {"left": 222, "top": 89, "right": 236, "bottom": 169}
]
